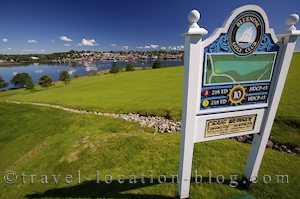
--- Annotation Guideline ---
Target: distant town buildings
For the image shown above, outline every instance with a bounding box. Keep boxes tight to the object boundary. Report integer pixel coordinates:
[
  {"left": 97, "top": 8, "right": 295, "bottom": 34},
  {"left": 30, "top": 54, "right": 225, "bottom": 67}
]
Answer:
[
  {"left": 51, "top": 50, "right": 184, "bottom": 63},
  {"left": 0, "top": 50, "right": 184, "bottom": 64}
]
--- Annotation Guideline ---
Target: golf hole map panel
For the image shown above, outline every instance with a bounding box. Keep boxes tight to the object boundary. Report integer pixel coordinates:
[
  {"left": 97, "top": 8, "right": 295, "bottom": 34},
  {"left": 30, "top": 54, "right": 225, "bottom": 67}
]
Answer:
[{"left": 201, "top": 10, "right": 279, "bottom": 110}]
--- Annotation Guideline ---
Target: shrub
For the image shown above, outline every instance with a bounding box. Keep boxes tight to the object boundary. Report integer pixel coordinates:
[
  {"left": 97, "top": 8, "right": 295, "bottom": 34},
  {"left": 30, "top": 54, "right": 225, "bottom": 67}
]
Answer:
[
  {"left": 25, "top": 79, "right": 35, "bottom": 92},
  {"left": 10, "top": 73, "right": 31, "bottom": 87},
  {"left": 0, "top": 76, "right": 8, "bottom": 88},
  {"left": 110, "top": 62, "right": 119, "bottom": 73},
  {"left": 126, "top": 63, "right": 135, "bottom": 71},
  {"left": 39, "top": 75, "right": 53, "bottom": 88},
  {"left": 152, "top": 59, "right": 162, "bottom": 69},
  {"left": 59, "top": 71, "right": 71, "bottom": 85}
]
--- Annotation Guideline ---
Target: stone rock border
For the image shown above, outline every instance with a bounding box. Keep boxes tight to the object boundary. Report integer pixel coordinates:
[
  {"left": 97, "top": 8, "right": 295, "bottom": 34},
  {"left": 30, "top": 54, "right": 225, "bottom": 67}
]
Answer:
[
  {"left": 230, "top": 135, "right": 300, "bottom": 156},
  {"left": 3, "top": 100, "right": 181, "bottom": 133},
  {"left": 3, "top": 100, "right": 299, "bottom": 156}
]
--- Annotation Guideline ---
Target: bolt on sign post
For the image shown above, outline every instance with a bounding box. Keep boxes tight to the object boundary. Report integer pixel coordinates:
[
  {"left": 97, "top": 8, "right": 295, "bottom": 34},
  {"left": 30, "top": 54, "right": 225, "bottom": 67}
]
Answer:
[{"left": 178, "top": 4, "right": 300, "bottom": 198}]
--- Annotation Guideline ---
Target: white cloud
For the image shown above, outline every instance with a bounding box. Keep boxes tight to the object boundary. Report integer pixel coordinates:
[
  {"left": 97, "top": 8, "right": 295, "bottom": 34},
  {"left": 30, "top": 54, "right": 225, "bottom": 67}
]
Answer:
[
  {"left": 161, "top": 47, "right": 166, "bottom": 50},
  {"left": 51, "top": 39, "right": 55, "bottom": 43},
  {"left": 27, "top": 39, "right": 38, "bottom": 43},
  {"left": 150, "top": 44, "right": 159, "bottom": 49},
  {"left": 0, "top": 48, "right": 12, "bottom": 52},
  {"left": 167, "top": 45, "right": 184, "bottom": 51},
  {"left": 2, "top": 38, "right": 8, "bottom": 42},
  {"left": 77, "top": 43, "right": 83, "bottom": 47},
  {"left": 123, "top": 45, "right": 129, "bottom": 50},
  {"left": 144, "top": 46, "right": 151, "bottom": 49},
  {"left": 60, "top": 35, "right": 72, "bottom": 42},
  {"left": 136, "top": 46, "right": 143, "bottom": 49},
  {"left": 64, "top": 43, "right": 71, "bottom": 47},
  {"left": 20, "top": 49, "right": 46, "bottom": 53},
  {"left": 176, "top": 45, "right": 184, "bottom": 50},
  {"left": 82, "top": 38, "right": 96, "bottom": 46},
  {"left": 110, "top": 44, "right": 117, "bottom": 47},
  {"left": 168, "top": 46, "right": 177, "bottom": 50}
]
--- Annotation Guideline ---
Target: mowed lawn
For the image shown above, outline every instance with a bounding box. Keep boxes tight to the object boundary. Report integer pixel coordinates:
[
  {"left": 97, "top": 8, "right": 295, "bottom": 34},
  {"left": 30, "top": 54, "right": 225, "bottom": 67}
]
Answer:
[
  {"left": 0, "top": 67, "right": 183, "bottom": 120},
  {"left": 0, "top": 53, "right": 299, "bottom": 147},
  {"left": 0, "top": 103, "right": 299, "bottom": 199}
]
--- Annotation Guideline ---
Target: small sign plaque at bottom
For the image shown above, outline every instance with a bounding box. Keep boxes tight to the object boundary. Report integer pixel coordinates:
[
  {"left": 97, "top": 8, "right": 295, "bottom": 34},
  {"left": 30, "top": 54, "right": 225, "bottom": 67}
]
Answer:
[{"left": 205, "top": 114, "right": 257, "bottom": 137}]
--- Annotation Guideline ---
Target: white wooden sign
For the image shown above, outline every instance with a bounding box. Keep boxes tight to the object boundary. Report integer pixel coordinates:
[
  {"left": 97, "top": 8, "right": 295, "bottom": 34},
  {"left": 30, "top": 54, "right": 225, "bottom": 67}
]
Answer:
[{"left": 178, "top": 5, "right": 300, "bottom": 198}]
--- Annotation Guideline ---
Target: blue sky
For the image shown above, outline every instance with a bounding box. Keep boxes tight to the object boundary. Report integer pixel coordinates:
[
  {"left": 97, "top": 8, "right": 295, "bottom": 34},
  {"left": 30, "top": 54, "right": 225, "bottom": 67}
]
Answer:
[{"left": 0, "top": 0, "right": 299, "bottom": 54}]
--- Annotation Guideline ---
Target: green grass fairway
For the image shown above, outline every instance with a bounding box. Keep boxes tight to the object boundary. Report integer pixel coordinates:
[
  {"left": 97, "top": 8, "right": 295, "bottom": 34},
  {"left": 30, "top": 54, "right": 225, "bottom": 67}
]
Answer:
[
  {"left": 0, "top": 67, "right": 183, "bottom": 120},
  {"left": 0, "top": 53, "right": 299, "bottom": 147},
  {"left": 0, "top": 103, "right": 299, "bottom": 198}
]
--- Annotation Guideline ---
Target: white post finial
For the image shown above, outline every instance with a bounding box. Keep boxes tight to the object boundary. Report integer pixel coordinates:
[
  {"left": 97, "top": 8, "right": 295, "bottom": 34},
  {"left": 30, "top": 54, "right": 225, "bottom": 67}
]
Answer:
[
  {"left": 186, "top": 9, "right": 208, "bottom": 35},
  {"left": 188, "top": 9, "right": 200, "bottom": 29},
  {"left": 285, "top": 14, "right": 299, "bottom": 30}
]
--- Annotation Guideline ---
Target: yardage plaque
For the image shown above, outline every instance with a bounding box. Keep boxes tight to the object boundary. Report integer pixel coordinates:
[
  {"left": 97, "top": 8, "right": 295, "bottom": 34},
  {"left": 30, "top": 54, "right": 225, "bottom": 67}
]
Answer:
[{"left": 205, "top": 114, "right": 257, "bottom": 137}]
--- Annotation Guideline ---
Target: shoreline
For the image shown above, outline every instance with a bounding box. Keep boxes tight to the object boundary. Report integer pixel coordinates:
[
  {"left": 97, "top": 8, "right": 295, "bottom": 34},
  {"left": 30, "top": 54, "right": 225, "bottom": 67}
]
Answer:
[
  {"left": 0, "top": 59, "right": 183, "bottom": 67},
  {"left": 0, "top": 65, "right": 173, "bottom": 91},
  {"left": 0, "top": 62, "right": 31, "bottom": 66},
  {"left": 0, "top": 61, "right": 57, "bottom": 67}
]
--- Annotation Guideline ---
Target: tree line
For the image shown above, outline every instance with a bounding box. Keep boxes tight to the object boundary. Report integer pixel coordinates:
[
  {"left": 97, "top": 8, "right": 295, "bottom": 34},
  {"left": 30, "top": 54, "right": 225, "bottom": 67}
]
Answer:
[
  {"left": 0, "top": 50, "right": 81, "bottom": 63},
  {"left": 0, "top": 71, "right": 71, "bottom": 92},
  {"left": 0, "top": 59, "right": 164, "bottom": 90},
  {"left": 109, "top": 59, "right": 162, "bottom": 74}
]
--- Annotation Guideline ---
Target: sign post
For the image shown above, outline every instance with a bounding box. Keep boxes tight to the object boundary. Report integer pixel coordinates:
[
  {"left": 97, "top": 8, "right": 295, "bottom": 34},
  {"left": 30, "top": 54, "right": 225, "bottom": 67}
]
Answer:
[
  {"left": 178, "top": 5, "right": 299, "bottom": 198},
  {"left": 178, "top": 10, "right": 208, "bottom": 198}
]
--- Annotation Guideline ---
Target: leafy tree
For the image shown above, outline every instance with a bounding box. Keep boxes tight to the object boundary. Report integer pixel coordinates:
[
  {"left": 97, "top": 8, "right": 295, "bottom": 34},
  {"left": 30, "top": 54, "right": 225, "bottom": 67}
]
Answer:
[
  {"left": 39, "top": 75, "right": 53, "bottom": 88},
  {"left": 152, "top": 59, "right": 162, "bottom": 69},
  {"left": 59, "top": 71, "right": 71, "bottom": 85},
  {"left": 126, "top": 63, "right": 135, "bottom": 71},
  {"left": 110, "top": 62, "right": 119, "bottom": 73},
  {"left": 0, "top": 76, "right": 8, "bottom": 88},
  {"left": 25, "top": 79, "right": 35, "bottom": 92},
  {"left": 10, "top": 73, "right": 31, "bottom": 87}
]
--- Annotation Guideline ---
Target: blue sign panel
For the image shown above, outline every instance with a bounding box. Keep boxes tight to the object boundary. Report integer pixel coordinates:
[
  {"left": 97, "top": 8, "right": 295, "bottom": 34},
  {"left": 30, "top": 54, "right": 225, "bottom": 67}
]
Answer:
[{"left": 200, "top": 11, "right": 279, "bottom": 110}]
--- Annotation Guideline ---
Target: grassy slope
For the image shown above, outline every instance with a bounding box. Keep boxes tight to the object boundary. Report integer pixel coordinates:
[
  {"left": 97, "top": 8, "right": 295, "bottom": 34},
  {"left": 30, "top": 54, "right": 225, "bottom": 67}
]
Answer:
[
  {"left": 0, "top": 53, "right": 299, "bottom": 147},
  {"left": 277, "top": 52, "right": 300, "bottom": 120},
  {"left": 0, "top": 67, "right": 183, "bottom": 120},
  {"left": 274, "top": 52, "right": 300, "bottom": 147},
  {"left": 0, "top": 103, "right": 299, "bottom": 199}
]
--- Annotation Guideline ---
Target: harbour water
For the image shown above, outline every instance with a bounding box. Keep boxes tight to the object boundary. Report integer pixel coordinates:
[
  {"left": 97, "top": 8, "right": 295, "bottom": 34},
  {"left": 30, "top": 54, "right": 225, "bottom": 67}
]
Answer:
[{"left": 0, "top": 60, "right": 183, "bottom": 89}]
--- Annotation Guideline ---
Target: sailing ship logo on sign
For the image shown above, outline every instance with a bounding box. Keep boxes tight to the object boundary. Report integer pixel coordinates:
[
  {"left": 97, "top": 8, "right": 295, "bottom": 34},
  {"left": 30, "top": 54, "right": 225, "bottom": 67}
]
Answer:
[
  {"left": 230, "top": 13, "right": 263, "bottom": 56},
  {"left": 237, "top": 24, "right": 255, "bottom": 45}
]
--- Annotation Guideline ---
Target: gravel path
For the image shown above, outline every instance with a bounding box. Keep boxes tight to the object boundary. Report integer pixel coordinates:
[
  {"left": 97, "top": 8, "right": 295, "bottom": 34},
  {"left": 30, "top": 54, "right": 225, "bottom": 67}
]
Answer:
[
  {"left": 2, "top": 100, "right": 299, "bottom": 156},
  {"left": 3, "top": 100, "right": 181, "bottom": 133}
]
